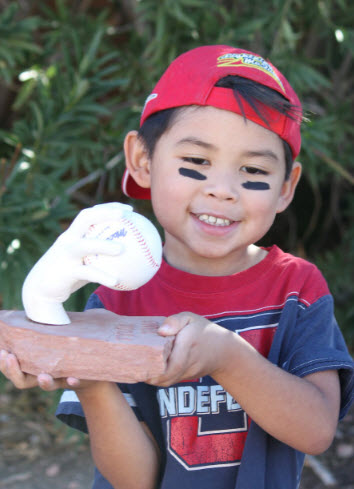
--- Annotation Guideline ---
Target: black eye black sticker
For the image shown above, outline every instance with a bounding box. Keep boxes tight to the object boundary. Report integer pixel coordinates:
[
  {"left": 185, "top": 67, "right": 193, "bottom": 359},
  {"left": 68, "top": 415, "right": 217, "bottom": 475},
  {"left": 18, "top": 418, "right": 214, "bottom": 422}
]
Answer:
[
  {"left": 179, "top": 168, "right": 207, "bottom": 180},
  {"left": 242, "top": 181, "right": 270, "bottom": 190}
]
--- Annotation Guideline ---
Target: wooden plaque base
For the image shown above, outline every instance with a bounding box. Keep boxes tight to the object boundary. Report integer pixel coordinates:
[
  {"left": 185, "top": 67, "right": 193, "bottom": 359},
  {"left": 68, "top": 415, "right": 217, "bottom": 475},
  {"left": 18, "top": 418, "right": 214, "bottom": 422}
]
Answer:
[{"left": 0, "top": 309, "right": 172, "bottom": 383}]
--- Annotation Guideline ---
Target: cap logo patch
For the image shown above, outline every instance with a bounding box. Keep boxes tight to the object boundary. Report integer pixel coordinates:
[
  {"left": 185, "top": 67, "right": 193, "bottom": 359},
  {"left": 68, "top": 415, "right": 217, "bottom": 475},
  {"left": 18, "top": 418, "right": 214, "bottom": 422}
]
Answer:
[{"left": 217, "top": 53, "right": 284, "bottom": 92}]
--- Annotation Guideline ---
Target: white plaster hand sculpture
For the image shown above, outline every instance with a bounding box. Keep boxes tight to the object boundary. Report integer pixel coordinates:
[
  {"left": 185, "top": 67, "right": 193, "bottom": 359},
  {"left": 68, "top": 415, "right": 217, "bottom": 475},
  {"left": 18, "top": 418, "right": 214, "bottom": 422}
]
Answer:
[{"left": 22, "top": 203, "right": 133, "bottom": 325}]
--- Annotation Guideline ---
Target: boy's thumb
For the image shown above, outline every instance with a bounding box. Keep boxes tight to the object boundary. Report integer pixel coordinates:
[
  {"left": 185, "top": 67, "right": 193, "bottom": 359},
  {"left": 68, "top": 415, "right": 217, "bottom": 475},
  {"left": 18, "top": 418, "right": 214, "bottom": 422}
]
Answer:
[{"left": 158, "top": 316, "right": 188, "bottom": 336}]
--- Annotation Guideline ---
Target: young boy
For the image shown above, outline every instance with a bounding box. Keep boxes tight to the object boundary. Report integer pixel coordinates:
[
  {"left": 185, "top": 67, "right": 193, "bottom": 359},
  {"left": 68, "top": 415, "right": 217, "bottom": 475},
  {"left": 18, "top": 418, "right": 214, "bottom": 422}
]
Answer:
[{"left": 1, "top": 45, "right": 353, "bottom": 489}]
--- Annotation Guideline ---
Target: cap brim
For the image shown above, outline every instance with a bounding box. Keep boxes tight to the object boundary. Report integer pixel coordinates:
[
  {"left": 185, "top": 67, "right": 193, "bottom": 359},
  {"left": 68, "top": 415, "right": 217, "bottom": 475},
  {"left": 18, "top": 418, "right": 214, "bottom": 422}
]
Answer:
[{"left": 122, "top": 169, "right": 151, "bottom": 199}]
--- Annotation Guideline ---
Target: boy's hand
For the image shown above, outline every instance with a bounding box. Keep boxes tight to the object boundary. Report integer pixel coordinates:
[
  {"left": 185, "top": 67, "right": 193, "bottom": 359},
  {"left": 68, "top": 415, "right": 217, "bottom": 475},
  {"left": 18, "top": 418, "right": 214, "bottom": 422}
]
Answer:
[
  {"left": 147, "top": 312, "right": 231, "bottom": 386},
  {"left": 0, "top": 349, "right": 97, "bottom": 392},
  {"left": 22, "top": 202, "right": 133, "bottom": 325}
]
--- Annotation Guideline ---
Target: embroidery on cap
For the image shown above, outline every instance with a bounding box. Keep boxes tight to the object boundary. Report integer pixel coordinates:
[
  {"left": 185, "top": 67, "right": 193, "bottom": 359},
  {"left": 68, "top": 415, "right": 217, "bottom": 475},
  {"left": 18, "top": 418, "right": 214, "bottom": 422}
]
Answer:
[
  {"left": 217, "top": 53, "right": 285, "bottom": 92},
  {"left": 142, "top": 93, "right": 158, "bottom": 113}
]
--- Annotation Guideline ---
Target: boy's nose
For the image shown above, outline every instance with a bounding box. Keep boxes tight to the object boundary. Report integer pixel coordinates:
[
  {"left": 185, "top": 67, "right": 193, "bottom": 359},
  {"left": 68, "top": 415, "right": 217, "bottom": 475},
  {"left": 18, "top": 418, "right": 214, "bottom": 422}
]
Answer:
[{"left": 203, "top": 174, "right": 239, "bottom": 202}]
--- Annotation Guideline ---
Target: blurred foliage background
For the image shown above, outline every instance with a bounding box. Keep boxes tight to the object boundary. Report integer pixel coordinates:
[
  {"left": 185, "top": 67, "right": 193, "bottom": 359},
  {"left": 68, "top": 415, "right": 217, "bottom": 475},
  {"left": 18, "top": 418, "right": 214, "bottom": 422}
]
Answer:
[{"left": 0, "top": 0, "right": 353, "bottom": 346}]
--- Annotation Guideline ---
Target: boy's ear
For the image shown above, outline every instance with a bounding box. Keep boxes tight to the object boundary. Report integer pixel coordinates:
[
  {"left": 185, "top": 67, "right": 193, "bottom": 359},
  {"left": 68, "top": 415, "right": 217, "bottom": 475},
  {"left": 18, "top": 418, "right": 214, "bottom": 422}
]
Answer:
[
  {"left": 276, "top": 161, "right": 302, "bottom": 213},
  {"left": 124, "top": 130, "right": 151, "bottom": 189}
]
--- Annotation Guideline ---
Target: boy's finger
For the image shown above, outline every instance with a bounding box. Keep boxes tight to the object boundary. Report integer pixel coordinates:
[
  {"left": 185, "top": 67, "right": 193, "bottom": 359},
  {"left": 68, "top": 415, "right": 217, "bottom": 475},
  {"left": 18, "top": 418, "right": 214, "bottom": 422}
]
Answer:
[
  {"left": 37, "top": 374, "right": 81, "bottom": 391},
  {"left": 0, "top": 349, "right": 7, "bottom": 373},
  {"left": 150, "top": 340, "right": 189, "bottom": 387},
  {"left": 66, "top": 377, "right": 81, "bottom": 388},
  {"left": 37, "top": 373, "right": 61, "bottom": 391},
  {"left": 4, "top": 353, "right": 38, "bottom": 389}
]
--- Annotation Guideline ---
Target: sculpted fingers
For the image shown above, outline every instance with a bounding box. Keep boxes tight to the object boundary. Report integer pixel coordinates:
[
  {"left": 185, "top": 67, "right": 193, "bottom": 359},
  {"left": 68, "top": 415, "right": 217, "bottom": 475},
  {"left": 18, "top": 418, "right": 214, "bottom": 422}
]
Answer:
[
  {"left": 76, "top": 237, "right": 125, "bottom": 257},
  {"left": 66, "top": 203, "right": 133, "bottom": 237},
  {"left": 72, "top": 264, "right": 120, "bottom": 289}
]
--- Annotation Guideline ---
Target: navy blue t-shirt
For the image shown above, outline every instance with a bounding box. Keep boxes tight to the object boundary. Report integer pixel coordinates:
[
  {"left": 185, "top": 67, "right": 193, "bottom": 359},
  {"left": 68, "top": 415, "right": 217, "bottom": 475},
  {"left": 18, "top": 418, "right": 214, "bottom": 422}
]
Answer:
[{"left": 56, "top": 246, "right": 354, "bottom": 489}]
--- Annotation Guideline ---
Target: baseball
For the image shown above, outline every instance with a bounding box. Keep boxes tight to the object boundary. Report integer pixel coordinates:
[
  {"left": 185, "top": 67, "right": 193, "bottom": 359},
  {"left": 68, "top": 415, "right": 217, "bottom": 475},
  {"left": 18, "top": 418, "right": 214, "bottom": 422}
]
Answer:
[{"left": 83, "top": 211, "right": 163, "bottom": 290}]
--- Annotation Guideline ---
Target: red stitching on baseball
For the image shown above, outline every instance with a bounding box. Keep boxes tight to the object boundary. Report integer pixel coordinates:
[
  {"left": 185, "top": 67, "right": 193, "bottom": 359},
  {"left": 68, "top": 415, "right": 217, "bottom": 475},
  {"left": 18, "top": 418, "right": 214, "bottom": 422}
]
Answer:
[
  {"left": 114, "top": 282, "right": 131, "bottom": 291},
  {"left": 121, "top": 217, "right": 160, "bottom": 270}
]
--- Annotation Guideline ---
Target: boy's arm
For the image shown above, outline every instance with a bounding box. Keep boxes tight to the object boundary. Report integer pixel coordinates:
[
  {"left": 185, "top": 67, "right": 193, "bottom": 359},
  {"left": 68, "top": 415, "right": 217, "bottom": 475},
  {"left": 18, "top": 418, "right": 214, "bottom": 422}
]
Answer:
[
  {"left": 152, "top": 312, "right": 341, "bottom": 455},
  {"left": 213, "top": 339, "right": 340, "bottom": 455},
  {"left": 76, "top": 382, "right": 160, "bottom": 489},
  {"left": 0, "top": 350, "right": 160, "bottom": 489}
]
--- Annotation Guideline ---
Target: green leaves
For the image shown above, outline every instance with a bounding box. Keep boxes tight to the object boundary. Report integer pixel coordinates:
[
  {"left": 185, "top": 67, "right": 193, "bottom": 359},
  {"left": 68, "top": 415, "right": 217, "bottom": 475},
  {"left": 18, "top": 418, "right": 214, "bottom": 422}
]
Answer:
[
  {"left": 0, "top": 3, "right": 132, "bottom": 308},
  {"left": 0, "top": 4, "right": 42, "bottom": 84}
]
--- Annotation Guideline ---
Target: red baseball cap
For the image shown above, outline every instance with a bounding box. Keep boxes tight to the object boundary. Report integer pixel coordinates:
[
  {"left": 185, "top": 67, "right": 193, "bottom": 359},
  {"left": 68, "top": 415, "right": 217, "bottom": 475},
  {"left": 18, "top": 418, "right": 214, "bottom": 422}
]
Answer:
[{"left": 122, "top": 45, "right": 302, "bottom": 199}]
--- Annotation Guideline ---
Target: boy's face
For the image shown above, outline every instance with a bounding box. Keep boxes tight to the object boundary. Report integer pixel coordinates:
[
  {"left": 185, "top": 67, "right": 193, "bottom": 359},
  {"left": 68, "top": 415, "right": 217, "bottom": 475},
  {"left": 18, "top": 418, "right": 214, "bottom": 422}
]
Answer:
[{"left": 128, "top": 105, "right": 301, "bottom": 275}]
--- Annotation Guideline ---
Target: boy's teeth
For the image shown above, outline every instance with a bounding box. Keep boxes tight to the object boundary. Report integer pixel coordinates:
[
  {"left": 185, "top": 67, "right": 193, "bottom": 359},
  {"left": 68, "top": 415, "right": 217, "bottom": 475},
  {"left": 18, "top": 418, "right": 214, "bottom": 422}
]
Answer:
[{"left": 198, "top": 214, "right": 231, "bottom": 226}]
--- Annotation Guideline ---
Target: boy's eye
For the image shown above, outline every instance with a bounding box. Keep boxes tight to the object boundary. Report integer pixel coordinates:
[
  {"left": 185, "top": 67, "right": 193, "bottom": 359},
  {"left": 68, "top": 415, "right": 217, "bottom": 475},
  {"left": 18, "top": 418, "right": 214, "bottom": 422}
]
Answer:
[
  {"left": 182, "top": 157, "right": 208, "bottom": 165},
  {"left": 241, "top": 166, "right": 268, "bottom": 175}
]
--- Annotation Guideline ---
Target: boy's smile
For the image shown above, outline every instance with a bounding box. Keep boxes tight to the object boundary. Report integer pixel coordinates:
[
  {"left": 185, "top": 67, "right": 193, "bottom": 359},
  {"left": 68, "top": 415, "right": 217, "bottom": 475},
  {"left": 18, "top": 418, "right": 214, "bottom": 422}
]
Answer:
[{"left": 127, "top": 105, "right": 301, "bottom": 276}]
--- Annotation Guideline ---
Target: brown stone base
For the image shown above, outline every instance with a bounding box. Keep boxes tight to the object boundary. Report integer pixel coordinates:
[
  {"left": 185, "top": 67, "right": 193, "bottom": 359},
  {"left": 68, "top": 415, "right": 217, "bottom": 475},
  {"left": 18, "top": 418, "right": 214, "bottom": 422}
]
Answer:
[{"left": 0, "top": 309, "right": 172, "bottom": 383}]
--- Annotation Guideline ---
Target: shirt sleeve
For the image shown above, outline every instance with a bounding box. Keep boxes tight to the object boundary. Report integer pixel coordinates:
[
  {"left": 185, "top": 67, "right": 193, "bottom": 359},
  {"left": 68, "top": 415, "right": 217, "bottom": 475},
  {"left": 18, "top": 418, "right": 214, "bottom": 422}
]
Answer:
[{"left": 275, "top": 294, "right": 354, "bottom": 419}]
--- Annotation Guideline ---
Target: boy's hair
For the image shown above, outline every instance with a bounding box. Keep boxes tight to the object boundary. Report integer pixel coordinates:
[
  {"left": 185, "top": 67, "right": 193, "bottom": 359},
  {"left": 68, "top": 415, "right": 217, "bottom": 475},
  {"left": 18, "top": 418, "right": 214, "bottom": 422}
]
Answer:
[
  {"left": 137, "top": 75, "right": 296, "bottom": 181},
  {"left": 122, "top": 45, "right": 302, "bottom": 199}
]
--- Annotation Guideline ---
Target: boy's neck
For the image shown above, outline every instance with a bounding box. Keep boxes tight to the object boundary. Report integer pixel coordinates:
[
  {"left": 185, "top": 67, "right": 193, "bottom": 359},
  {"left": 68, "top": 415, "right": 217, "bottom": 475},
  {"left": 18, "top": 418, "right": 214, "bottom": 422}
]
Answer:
[{"left": 162, "top": 244, "right": 268, "bottom": 277}]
